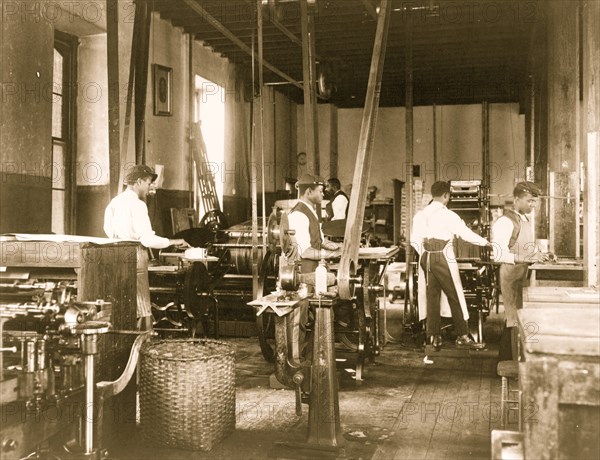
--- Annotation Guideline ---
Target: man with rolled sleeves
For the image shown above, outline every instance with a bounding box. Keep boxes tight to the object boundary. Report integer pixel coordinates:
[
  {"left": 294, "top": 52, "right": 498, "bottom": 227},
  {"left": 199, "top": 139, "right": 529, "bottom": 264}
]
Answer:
[
  {"left": 492, "top": 181, "right": 549, "bottom": 360},
  {"left": 411, "top": 181, "right": 492, "bottom": 351},
  {"left": 103, "top": 164, "right": 189, "bottom": 330}
]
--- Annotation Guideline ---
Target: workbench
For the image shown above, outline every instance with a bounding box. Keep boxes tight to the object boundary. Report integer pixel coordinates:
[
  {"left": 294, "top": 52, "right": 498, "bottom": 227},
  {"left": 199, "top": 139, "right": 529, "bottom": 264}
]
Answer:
[{"left": 528, "top": 259, "right": 584, "bottom": 287}]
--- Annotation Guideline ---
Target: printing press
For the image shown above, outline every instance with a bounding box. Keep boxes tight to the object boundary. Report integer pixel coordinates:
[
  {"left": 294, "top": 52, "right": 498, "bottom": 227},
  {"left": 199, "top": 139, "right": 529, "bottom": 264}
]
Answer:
[
  {"left": 148, "top": 213, "right": 279, "bottom": 345},
  {"left": 0, "top": 238, "right": 144, "bottom": 460}
]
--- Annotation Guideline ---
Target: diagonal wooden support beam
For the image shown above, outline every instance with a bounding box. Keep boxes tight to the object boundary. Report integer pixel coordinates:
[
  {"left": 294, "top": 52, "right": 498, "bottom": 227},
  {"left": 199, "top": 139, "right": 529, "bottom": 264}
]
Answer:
[
  {"left": 338, "top": 0, "right": 391, "bottom": 299},
  {"left": 182, "top": 0, "right": 302, "bottom": 90}
]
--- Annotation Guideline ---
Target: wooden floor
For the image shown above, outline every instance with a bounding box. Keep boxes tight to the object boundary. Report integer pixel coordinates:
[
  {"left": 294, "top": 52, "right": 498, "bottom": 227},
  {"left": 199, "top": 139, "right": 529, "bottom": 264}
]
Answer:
[{"left": 108, "top": 318, "right": 508, "bottom": 460}]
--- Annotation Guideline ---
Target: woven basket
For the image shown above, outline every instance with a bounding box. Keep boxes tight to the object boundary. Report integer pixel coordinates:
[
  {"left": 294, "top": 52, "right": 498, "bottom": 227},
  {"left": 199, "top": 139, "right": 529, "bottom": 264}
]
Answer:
[{"left": 139, "top": 339, "right": 235, "bottom": 451}]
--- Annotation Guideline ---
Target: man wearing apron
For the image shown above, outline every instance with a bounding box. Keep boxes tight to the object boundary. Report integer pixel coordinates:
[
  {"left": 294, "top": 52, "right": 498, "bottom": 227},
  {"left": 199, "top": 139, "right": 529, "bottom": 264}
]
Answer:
[
  {"left": 491, "top": 181, "right": 549, "bottom": 360},
  {"left": 103, "top": 165, "right": 189, "bottom": 330},
  {"left": 411, "top": 181, "right": 491, "bottom": 351}
]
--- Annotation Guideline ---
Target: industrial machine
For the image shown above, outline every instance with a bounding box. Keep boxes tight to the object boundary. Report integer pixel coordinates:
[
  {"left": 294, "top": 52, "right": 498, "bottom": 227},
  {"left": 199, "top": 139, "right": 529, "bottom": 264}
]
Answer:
[
  {"left": 0, "top": 237, "right": 145, "bottom": 460},
  {"left": 148, "top": 214, "right": 279, "bottom": 348},
  {"left": 448, "top": 180, "right": 497, "bottom": 344}
]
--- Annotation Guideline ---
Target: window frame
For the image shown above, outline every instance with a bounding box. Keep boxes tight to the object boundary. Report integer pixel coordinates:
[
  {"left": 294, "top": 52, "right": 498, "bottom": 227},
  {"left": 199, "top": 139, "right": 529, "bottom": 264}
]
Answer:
[{"left": 53, "top": 30, "right": 78, "bottom": 234}]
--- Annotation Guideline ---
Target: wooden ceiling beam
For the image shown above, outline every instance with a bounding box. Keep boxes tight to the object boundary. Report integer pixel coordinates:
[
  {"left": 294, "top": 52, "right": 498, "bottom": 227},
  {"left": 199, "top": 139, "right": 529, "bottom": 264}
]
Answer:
[
  {"left": 193, "top": 27, "right": 527, "bottom": 48},
  {"left": 205, "top": 38, "right": 526, "bottom": 61},
  {"left": 180, "top": 0, "right": 303, "bottom": 91}
]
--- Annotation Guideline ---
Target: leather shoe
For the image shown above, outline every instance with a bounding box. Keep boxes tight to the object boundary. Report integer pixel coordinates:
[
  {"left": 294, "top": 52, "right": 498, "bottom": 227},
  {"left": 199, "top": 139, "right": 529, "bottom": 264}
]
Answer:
[
  {"left": 430, "top": 334, "right": 442, "bottom": 351},
  {"left": 456, "top": 334, "right": 478, "bottom": 349}
]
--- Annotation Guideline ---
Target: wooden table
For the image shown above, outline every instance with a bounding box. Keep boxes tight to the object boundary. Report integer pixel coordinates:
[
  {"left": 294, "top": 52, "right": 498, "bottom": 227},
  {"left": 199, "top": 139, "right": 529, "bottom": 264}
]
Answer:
[
  {"left": 518, "top": 308, "right": 600, "bottom": 459},
  {"left": 528, "top": 259, "right": 584, "bottom": 287}
]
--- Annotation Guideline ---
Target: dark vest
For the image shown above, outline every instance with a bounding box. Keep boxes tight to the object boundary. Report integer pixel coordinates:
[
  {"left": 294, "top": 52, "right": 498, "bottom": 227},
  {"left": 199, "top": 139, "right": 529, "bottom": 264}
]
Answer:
[
  {"left": 325, "top": 190, "right": 349, "bottom": 221},
  {"left": 290, "top": 201, "right": 322, "bottom": 273},
  {"left": 503, "top": 208, "right": 535, "bottom": 265},
  {"left": 503, "top": 209, "right": 522, "bottom": 250}
]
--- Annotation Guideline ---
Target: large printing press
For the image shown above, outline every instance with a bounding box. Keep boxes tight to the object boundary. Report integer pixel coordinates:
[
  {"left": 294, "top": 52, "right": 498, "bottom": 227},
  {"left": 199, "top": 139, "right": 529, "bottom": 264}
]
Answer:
[{"left": 0, "top": 239, "right": 150, "bottom": 460}]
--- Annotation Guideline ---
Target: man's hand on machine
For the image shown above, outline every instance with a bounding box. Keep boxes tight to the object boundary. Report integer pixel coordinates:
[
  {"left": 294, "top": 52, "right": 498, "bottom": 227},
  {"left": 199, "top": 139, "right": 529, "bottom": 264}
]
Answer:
[
  {"left": 321, "top": 241, "right": 341, "bottom": 258},
  {"left": 322, "top": 241, "right": 340, "bottom": 251},
  {"left": 168, "top": 238, "right": 191, "bottom": 249},
  {"left": 323, "top": 248, "right": 342, "bottom": 258}
]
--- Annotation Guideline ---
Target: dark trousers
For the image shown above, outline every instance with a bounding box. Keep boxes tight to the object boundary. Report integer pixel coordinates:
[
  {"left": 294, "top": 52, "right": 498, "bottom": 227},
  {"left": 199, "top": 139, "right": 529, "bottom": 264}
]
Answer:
[
  {"left": 499, "top": 263, "right": 528, "bottom": 328},
  {"left": 420, "top": 240, "right": 468, "bottom": 337},
  {"left": 498, "top": 263, "right": 529, "bottom": 360}
]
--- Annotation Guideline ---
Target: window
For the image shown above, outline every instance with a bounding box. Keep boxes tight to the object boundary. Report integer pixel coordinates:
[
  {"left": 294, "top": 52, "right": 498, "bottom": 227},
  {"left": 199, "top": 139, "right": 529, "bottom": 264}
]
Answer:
[
  {"left": 52, "top": 32, "right": 77, "bottom": 234},
  {"left": 193, "top": 76, "right": 225, "bottom": 217}
]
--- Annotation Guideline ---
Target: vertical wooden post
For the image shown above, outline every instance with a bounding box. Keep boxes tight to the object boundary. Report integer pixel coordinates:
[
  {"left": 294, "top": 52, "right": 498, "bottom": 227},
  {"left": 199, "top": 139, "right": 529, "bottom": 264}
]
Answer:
[
  {"left": 299, "top": 0, "right": 319, "bottom": 175},
  {"left": 405, "top": 8, "right": 414, "bottom": 262},
  {"left": 432, "top": 103, "right": 438, "bottom": 182},
  {"left": 582, "top": 0, "right": 600, "bottom": 287},
  {"left": 134, "top": 0, "right": 151, "bottom": 165},
  {"left": 527, "top": 76, "right": 535, "bottom": 172},
  {"left": 530, "top": 11, "right": 549, "bottom": 239},
  {"left": 547, "top": 1, "right": 579, "bottom": 257},
  {"left": 257, "top": 0, "right": 267, "bottom": 247},
  {"left": 106, "top": 0, "right": 121, "bottom": 199},
  {"left": 250, "top": 31, "right": 259, "bottom": 299}
]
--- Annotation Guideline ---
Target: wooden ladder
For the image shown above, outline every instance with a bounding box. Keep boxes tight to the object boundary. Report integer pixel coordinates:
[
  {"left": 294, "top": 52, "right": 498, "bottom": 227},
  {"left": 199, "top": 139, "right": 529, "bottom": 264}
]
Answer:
[{"left": 191, "top": 122, "right": 221, "bottom": 215}]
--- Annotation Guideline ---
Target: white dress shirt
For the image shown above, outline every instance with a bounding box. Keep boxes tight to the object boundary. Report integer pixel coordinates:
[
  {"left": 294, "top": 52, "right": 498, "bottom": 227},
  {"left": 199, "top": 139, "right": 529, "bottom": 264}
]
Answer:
[
  {"left": 103, "top": 189, "right": 171, "bottom": 249},
  {"left": 410, "top": 201, "right": 488, "bottom": 255},
  {"left": 491, "top": 213, "right": 530, "bottom": 264},
  {"left": 287, "top": 202, "right": 324, "bottom": 257},
  {"left": 330, "top": 193, "right": 349, "bottom": 220}
]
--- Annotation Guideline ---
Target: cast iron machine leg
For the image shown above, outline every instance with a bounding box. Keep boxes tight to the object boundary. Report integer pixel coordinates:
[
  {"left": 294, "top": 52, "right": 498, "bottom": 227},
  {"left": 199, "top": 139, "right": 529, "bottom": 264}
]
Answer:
[
  {"left": 250, "top": 291, "right": 345, "bottom": 453},
  {"left": 306, "top": 296, "right": 344, "bottom": 449},
  {"left": 74, "top": 321, "right": 110, "bottom": 458}
]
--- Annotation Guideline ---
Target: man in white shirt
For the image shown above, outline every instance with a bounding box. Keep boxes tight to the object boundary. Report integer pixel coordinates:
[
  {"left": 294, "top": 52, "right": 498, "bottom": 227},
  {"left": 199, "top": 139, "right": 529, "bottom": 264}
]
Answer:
[
  {"left": 491, "top": 181, "right": 548, "bottom": 359},
  {"left": 411, "top": 181, "right": 491, "bottom": 351},
  {"left": 104, "top": 164, "right": 188, "bottom": 329},
  {"left": 324, "top": 178, "right": 349, "bottom": 221}
]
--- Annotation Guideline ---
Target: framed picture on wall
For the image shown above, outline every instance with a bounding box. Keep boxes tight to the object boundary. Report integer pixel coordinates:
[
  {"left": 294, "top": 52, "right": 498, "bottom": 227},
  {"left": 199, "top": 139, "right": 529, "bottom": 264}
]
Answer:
[{"left": 153, "top": 64, "right": 172, "bottom": 116}]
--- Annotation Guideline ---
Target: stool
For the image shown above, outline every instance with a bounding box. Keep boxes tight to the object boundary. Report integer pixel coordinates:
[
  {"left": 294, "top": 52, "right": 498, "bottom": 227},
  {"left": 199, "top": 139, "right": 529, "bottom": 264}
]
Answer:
[{"left": 497, "top": 360, "right": 521, "bottom": 430}]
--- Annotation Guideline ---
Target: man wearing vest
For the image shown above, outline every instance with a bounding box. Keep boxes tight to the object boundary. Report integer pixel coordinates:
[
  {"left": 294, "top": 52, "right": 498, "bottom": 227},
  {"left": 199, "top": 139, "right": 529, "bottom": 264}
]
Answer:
[
  {"left": 324, "top": 178, "right": 349, "bottom": 221},
  {"left": 288, "top": 174, "right": 341, "bottom": 274},
  {"left": 285, "top": 174, "right": 345, "bottom": 360},
  {"left": 491, "top": 181, "right": 549, "bottom": 360}
]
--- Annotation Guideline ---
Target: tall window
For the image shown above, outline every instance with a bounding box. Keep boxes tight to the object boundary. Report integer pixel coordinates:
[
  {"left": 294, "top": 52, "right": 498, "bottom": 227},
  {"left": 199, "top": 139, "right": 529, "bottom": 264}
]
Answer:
[
  {"left": 52, "top": 32, "right": 77, "bottom": 234},
  {"left": 194, "top": 76, "right": 225, "bottom": 216}
]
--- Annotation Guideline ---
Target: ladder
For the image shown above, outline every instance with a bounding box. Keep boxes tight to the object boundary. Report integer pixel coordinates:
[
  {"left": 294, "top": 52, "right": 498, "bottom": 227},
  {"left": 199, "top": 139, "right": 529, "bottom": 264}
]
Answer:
[{"left": 191, "top": 122, "right": 221, "bottom": 215}]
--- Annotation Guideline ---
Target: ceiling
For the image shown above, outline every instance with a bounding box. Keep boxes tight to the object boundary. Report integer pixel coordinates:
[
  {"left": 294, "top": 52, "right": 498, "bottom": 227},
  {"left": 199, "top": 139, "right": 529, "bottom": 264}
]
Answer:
[{"left": 153, "top": 0, "right": 539, "bottom": 108}]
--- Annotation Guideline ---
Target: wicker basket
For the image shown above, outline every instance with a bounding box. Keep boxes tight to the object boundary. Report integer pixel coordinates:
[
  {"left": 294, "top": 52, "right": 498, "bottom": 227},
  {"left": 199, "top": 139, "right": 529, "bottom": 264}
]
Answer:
[{"left": 139, "top": 339, "right": 235, "bottom": 451}]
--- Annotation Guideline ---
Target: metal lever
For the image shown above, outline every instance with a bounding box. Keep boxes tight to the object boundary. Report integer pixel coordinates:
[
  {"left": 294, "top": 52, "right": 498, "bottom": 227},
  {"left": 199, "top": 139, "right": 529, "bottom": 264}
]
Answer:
[{"left": 293, "top": 371, "right": 304, "bottom": 416}]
